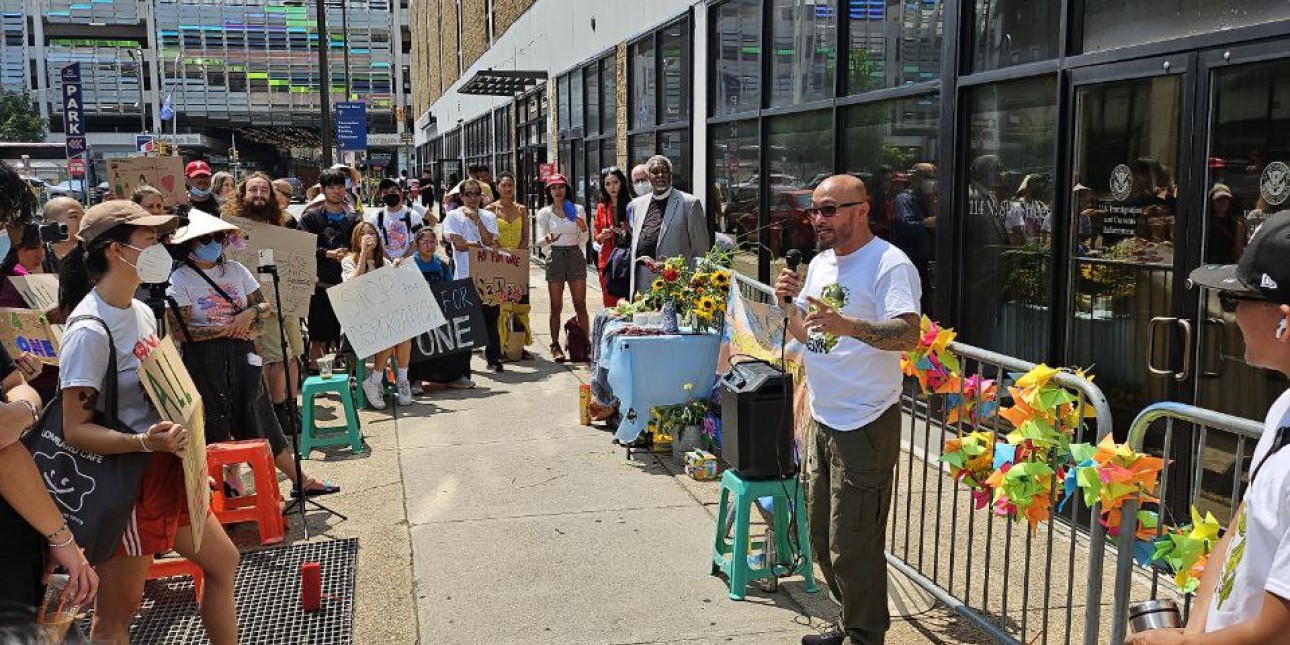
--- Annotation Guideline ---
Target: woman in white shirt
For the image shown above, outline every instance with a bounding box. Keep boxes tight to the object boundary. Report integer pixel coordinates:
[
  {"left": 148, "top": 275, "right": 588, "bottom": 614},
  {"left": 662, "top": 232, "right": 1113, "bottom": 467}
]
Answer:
[
  {"left": 535, "top": 174, "right": 589, "bottom": 363},
  {"left": 342, "top": 221, "right": 415, "bottom": 408}
]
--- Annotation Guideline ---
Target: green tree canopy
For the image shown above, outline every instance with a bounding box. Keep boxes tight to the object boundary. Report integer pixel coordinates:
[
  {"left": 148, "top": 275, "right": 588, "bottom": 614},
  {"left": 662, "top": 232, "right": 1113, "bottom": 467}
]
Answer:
[{"left": 0, "top": 91, "right": 46, "bottom": 142}]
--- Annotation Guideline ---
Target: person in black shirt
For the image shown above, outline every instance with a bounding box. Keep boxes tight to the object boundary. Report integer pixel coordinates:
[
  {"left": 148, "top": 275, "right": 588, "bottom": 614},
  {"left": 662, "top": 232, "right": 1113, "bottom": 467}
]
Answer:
[{"left": 297, "top": 168, "right": 358, "bottom": 372}]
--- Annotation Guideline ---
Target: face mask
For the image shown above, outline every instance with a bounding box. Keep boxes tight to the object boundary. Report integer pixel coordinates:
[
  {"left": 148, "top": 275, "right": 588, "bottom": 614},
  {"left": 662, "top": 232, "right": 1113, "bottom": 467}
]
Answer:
[
  {"left": 121, "top": 243, "right": 174, "bottom": 284},
  {"left": 382, "top": 193, "right": 402, "bottom": 208},
  {"left": 920, "top": 180, "right": 937, "bottom": 194},
  {"left": 190, "top": 240, "right": 223, "bottom": 263},
  {"left": 634, "top": 181, "right": 651, "bottom": 196},
  {"left": 190, "top": 186, "right": 211, "bottom": 199}
]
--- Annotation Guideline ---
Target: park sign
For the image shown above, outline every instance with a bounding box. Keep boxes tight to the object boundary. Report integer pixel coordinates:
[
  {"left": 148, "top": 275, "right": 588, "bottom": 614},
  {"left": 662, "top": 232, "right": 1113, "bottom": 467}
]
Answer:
[
  {"left": 137, "top": 337, "right": 208, "bottom": 551},
  {"left": 61, "top": 63, "right": 86, "bottom": 159},
  {"left": 326, "top": 263, "right": 448, "bottom": 360}
]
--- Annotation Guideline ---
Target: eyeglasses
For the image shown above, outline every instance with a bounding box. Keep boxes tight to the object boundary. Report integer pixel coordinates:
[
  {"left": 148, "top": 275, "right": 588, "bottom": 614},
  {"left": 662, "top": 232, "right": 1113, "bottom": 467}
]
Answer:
[
  {"left": 1219, "top": 292, "right": 1264, "bottom": 313},
  {"left": 195, "top": 232, "right": 228, "bottom": 245},
  {"left": 276, "top": 189, "right": 292, "bottom": 198},
  {"left": 804, "top": 201, "right": 863, "bottom": 218},
  {"left": 462, "top": 190, "right": 481, "bottom": 197}
]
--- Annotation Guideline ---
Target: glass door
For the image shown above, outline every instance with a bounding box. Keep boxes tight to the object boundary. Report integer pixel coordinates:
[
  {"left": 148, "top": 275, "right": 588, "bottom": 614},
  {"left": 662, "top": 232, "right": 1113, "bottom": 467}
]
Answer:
[{"left": 1066, "top": 60, "right": 1191, "bottom": 428}]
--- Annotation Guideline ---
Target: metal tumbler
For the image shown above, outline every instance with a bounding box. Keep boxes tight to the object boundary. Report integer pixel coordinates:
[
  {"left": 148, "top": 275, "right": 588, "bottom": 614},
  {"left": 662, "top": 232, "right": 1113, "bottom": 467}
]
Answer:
[{"left": 1128, "top": 598, "right": 1183, "bottom": 633}]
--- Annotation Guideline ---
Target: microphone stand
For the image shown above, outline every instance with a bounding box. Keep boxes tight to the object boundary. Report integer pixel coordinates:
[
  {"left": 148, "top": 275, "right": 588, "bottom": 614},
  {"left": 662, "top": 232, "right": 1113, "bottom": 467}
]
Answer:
[{"left": 258, "top": 261, "right": 347, "bottom": 538}]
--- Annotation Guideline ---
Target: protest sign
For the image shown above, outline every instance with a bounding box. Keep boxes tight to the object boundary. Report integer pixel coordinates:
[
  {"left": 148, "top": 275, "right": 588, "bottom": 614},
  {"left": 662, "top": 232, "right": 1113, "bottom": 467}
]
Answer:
[
  {"left": 9, "top": 274, "right": 58, "bottom": 312},
  {"left": 137, "top": 337, "right": 207, "bottom": 550},
  {"left": 106, "top": 156, "right": 188, "bottom": 206},
  {"left": 0, "top": 308, "right": 60, "bottom": 365},
  {"left": 471, "top": 248, "right": 529, "bottom": 306},
  {"left": 327, "top": 263, "right": 448, "bottom": 359},
  {"left": 223, "top": 215, "right": 318, "bottom": 315},
  {"left": 717, "top": 275, "right": 803, "bottom": 375},
  {"left": 409, "top": 279, "right": 487, "bottom": 362}
]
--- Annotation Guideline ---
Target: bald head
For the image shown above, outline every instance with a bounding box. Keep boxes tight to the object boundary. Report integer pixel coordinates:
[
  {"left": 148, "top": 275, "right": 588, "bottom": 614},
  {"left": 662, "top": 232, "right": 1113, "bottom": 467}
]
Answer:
[
  {"left": 631, "top": 164, "right": 649, "bottom": 183},
  {"left": 43, "top": 196, "right": 84, "bottom": 236},
  {"left": 814, "top": 174, "right": 869, "bottom": 202}
]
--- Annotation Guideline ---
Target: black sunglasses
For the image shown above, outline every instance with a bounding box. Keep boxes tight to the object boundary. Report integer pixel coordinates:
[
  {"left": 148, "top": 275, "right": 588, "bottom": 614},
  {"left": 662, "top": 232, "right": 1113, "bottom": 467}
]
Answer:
[
  {"left": 1219, "top": 292, "right": 1264, "bottom": 313},
  {"left": 804, "top": 201, "right": 864, "bottom": 218},
  {"left": 194, "top": 232, "right": 228, "bottom": 246}
]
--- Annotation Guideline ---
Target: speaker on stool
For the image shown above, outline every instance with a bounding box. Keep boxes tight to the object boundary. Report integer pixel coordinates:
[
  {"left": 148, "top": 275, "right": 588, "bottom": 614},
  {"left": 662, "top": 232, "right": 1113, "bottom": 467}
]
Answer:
[{"left": 719, "top": 360, "right": 796, "bottom": 480}]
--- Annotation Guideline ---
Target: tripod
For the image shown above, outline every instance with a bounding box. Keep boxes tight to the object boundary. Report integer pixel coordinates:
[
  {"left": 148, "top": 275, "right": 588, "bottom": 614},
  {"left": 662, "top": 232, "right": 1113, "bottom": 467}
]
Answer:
[{"left": 257, "top": 260, "right": 347, "bottom": 538}]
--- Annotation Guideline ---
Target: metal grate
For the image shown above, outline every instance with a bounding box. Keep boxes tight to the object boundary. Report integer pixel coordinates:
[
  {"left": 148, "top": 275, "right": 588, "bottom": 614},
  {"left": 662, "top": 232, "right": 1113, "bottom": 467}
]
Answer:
[{"left": 76, "top": 538, "right": 358, "bottom": 645}]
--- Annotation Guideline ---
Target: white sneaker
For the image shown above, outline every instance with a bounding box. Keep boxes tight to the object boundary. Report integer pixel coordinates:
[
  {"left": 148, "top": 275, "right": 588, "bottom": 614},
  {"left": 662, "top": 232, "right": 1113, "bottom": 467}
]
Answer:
[
  {"left": 447, "top": 377, "right": 476, "bottom": 389},
  {"left": 396, "top": 380, "right": 413, "bottom": 406},
  {"left": 363, "top": 378, "right": 386, "bottom": 410}
]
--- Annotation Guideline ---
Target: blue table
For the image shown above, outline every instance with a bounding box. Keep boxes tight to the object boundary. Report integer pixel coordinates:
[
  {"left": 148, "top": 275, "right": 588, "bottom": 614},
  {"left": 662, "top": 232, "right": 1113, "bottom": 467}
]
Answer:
[{"left": 603, "top": 327, "right": 722, "bottom": 445}]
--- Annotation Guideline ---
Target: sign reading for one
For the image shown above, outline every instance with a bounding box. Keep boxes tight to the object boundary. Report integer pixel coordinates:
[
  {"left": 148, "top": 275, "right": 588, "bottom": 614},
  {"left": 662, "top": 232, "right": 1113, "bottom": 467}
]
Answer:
[{"left": 409, "top": 279, "right": 487, "bottom": 363}]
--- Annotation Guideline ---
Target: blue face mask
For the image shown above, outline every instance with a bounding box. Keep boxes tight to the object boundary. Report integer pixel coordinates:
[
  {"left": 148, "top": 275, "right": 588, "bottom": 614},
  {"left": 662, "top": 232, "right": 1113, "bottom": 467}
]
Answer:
[
  {"left": 190, "top": 240, "right": 223, "bottom": 263},
  {"left": 190, "top": 186, "right": 211, "bottom": 199}
]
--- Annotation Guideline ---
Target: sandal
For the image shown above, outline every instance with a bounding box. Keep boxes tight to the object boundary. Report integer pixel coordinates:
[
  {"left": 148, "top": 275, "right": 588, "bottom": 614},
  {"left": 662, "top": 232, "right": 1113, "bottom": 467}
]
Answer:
[
  {"left": 551, "top": 343, "right": 567, "bottom": 363},
  {"left": 292, "top": 479, "right": 341, "bottom": 498}
]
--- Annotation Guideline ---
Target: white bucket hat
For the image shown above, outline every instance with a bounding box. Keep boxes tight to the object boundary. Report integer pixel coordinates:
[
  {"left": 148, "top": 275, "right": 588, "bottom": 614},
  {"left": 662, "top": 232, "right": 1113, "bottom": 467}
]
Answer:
[{"left": 170, "top": 210, "right": 239, "bottom": 245}]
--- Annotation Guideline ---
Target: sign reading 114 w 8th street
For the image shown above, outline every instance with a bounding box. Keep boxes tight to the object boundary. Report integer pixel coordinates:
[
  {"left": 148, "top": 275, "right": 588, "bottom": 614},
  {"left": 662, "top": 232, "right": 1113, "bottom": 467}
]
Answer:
[{"left": 61, "top": 63, "right": 86, "bottom": 160}]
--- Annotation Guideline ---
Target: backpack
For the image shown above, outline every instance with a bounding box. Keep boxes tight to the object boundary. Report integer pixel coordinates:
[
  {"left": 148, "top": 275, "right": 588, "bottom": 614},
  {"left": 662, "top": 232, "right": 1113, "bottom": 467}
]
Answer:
[{"left": 564, "top": 317, "right": 591, "bottom": 363}]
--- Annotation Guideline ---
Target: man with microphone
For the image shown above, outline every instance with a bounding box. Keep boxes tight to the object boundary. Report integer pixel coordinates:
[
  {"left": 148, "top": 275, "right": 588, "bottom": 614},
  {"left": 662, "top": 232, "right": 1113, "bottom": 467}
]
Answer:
[{"left": 775, "top": 174, "right": 922, "bottom": 645}]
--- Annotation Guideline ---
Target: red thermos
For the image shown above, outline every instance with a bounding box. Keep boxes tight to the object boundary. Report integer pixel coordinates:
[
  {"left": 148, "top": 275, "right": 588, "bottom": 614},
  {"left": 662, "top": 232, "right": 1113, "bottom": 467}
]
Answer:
[{"left": 301, "top": 561, "right": 321, "bottom": 612}]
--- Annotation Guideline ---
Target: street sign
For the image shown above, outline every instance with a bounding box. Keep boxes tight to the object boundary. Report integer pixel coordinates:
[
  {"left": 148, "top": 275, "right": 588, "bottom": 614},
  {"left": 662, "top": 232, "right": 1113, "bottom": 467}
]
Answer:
[
  {"left": 135, "top": 135, "right": 156, "bottom": 154},
  {"left": 67, "top": 158, "right": 85, "bottom": 178},
  {"left": 335, "top": 101, "right": 368, "bottom": 152},
  {"left": 60, "top": 64, "right": 84, "bottom": 160},
  {"left": 539, "top": 163, "right": 556, "bottom": 181}
]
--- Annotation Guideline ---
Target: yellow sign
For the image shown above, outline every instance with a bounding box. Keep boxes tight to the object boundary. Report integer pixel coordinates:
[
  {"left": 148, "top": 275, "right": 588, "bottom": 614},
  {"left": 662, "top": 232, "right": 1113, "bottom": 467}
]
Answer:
[
  {"left": 137, "top": 337, "right": 208, "bottom": 550},
  {"left": 0, "top": 308, "right": 61, "bottom": 365}
]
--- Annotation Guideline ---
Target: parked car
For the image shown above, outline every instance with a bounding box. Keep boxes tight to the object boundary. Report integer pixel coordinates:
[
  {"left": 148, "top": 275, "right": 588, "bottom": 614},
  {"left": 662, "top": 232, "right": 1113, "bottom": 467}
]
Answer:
[
  {"left": 282, "top": 177, "right": 305, "bottom": 202},
  {"left": 734, "top": 189, "right": 816, "bottom": 258}
]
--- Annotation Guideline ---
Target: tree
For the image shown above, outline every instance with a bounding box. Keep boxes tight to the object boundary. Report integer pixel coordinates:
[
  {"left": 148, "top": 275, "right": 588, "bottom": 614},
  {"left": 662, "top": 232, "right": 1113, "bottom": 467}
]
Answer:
[{"left": 0, "top": 91, "right": 46, "bottom": 142}]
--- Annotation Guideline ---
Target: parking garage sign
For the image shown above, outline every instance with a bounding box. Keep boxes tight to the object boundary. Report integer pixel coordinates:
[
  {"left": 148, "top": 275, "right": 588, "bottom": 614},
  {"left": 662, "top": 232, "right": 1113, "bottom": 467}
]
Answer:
[
  {"left": 335, "top": 101, "right": 367, "bottom": 152},
  {"left": 61, "top": 63, "right": 86, "bottom": 159}
]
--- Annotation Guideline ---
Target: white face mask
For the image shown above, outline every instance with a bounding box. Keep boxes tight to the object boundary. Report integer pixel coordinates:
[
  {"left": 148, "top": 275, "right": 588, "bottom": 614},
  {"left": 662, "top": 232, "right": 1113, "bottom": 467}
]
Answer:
[
  {"left": 121, "top": 243, "right": 174, "bottom": 284},
  {"left": 633, "top": 181, "right": 651, "bottom": 197}
]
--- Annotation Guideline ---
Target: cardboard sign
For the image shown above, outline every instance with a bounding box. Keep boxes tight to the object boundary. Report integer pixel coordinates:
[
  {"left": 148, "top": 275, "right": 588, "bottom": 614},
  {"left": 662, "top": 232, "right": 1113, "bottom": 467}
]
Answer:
[
  {"left": 223, "top": 215, "right": 319, "bottom": 315},
  {"left": 471, "top": 248, "right": 529, "bottom": 306},
  {"left": 106, "top": 156, "right": 188, "bottom": 206},
  {"left": 0, "top": 308, "right": 60, "bottom": 365},
  {"left": 326, "top": 263, "right": 448, "bottom": 359},
  {"left": 409, "top": 279, "right": 487, "bottom": 362},
  {"left": 8, "top": 274, "right": 59, "bottom": 312},
  {"left": 137, "top": 337, "right": 207, "bottom": 550}
]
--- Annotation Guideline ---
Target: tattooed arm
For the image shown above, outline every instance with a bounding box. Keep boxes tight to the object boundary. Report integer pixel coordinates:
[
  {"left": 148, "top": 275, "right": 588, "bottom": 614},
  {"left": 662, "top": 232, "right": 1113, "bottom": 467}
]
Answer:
[
  {"left": 175, "top": 304, "right": 229, "bottom": 342},
  {"left": 801, "top": 299, "right": 920, "bottom": 352},
  {"left": 62, "top": 387, "right": 151, "bottom": 454}
]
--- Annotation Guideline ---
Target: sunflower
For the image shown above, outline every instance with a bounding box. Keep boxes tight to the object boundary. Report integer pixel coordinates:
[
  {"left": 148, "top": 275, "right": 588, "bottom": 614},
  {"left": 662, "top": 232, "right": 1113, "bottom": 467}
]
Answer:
[
  {"left": 711, "top": 270, "right": 731, "bottom": 288},
  {"left": 697, "top": 295, "right": 718, "bottom": 315},
  {"left": 651, "top": 278, "right": 665, "bottom": 292}
]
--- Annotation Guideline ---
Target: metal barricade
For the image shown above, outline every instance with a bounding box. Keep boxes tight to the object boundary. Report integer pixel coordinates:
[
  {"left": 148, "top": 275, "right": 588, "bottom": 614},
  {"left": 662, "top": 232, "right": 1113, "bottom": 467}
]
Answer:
[
  {"left": 890, "top": 342, "right": 1114, "bottom": 645},
  {"left": 1109, "top": 402, "right": 1264, "bottom": 644}
]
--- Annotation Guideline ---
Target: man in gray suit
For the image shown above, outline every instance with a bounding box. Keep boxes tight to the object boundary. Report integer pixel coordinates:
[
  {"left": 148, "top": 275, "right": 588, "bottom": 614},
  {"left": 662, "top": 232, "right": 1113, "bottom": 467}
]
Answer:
[{"left": 629, "top": 155, "right": 711, "bottom": 296}]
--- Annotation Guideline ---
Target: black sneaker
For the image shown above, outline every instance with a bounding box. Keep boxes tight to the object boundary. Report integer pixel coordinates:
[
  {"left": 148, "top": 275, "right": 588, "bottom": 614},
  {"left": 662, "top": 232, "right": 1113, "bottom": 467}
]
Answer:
[
  {"left": 801, "top": 629, "right": 846, "bottom": 645},
  {"left": 487, "top": 362, "right": 504, "bottom": 373}
]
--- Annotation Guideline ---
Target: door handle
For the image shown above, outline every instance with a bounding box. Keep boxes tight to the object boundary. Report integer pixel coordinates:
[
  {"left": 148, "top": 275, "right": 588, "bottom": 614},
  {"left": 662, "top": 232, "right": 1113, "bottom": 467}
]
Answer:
[
  {"left": 1146, "top": 317, "right": 1176, "bottom": 377},
  {"left": 1201, "top": 317, "right": 1225, "bottom": 378},
  {"left": 1175, "top": 318, "right": 1193, "bottom": 382}
]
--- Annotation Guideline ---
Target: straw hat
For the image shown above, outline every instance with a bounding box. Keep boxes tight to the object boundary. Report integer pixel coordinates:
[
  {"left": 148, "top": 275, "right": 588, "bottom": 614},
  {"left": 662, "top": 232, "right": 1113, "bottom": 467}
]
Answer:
[{"left": 170, "top": 210, "right": 239, "bottom": 245}]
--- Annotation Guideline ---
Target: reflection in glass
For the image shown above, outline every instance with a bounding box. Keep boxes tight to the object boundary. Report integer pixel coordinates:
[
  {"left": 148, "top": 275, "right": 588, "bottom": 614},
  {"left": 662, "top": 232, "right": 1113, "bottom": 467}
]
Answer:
[
  {"left": 631, "top": 37, "right": 656, "bottom": 129},
  {"left": 842, "top": 94, "right": 941, "bottom": 315},
  {"left": 959, "top": 76, "right": 1057, "bottom": 362},
  {"left": 1197, "top": 59, "right": 1290, "bottom": 421},
  {"left": 770, "top": 0, "right": 836, "bottom": 107},
  {"left": 1069, "top": 76, "right": 1180, "bottom": 424},
  {"left": 847, "top": 0, "right": 942, "bottom": 93},
  {"left": 710, "top": 120, "right": 760, "bottom": 275},
  {"left": 661, "top": 21, "right": 688, "bottom": 124},
  {"left": 971, "top": 0, "right": 1060, "bottom": 72},
  {"left": 1083, "top": 1, "right": 1290, "bottom": 54},
  {"left": 713, "top": 0, "right": 762, "bottom": 116},
  {"left": 659, "top": 130, "right": 691, "bottom": 193},
  {"left": 602, "top": 55, "right": 617, "bottom": 136},
  {"left": 766, "top": 110, "right": 832, "bottom": 260},
  {"left": 585, "top": 65, "right": 600, "bottom": 135},
  {"left": 570, "top": 69, "right": 584, "bottom": 132},
  {"left": 630, "top": 134, "right": 654, "bottom": 170},
  {"left": 558, "top": 74, "right": 571, "bottom": 132}
]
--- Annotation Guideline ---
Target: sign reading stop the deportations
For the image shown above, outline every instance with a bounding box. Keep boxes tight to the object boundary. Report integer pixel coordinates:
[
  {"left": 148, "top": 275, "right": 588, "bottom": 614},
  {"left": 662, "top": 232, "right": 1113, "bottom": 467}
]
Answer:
[{"left": 326, "top": 263, "right": 448, "bottom": 360}]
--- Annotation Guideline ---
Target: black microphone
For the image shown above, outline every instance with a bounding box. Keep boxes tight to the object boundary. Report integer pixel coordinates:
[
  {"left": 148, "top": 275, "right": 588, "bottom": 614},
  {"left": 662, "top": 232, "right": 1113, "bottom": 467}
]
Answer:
[{"left": 783, "top": 249, "right": 802, "bottom": 307}]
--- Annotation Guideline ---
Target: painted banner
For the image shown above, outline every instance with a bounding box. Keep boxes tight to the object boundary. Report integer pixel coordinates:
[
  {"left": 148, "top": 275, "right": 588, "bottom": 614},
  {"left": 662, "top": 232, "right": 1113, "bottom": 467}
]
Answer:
[
  {"left": 8, "top": 274, "right": 59, "bottom": 312},
  {"left": 137, "top": 337, "right": 208, "bottom": 550},
  {"left": 326, "top": 263, "right": 448, "bottom": 359},
  {"left": 0, "top": 308, "right": 60, "bottom": 365},
  {"left": 106, "top": 156, "right": 188, "bottom": 206},
  {"left": 223, "top": 215, "right": 318, "bottom": 315},
  {"left": 471, "top": 248, "right": 529, "bottom": 306},
  {"left": 409, "top": 279, "right": 487, "bottom": 362}
]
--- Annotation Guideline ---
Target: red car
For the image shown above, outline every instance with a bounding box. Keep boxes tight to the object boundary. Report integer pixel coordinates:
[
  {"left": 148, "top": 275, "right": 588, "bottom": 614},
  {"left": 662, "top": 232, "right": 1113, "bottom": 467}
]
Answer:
[{"left": 736, "top": 189, "right": 817, "bottom": 258}]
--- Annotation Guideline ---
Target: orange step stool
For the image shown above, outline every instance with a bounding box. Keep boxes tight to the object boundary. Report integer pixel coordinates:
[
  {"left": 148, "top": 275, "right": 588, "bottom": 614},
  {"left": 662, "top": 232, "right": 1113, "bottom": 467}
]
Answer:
[
  {"left": 206, "top": 439, "right": 285, "bottom": 545},
  {"left": 147, "top": 557, "right": 203, "bottom": 603}
]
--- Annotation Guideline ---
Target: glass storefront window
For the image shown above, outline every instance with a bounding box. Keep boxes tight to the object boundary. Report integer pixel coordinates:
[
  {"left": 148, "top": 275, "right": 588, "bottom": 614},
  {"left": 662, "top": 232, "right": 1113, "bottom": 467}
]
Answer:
[
  {"left": 630, "top": 134, "right": 654, "bottom": 169},
  {"left": 585, "top": 65, "right": 600, "bottom": 135},
  {"left": 847, "top": 0, "right": 942, "bottom": 93},
  {"left": 710, "top": 119, "right": 759, "bottom": 275},
  {"left": 971, "top": 0, "right": 1060, "bottom": 72},
  {"left": 841, "top": 93, "right": 941, "bottom": 315},
  {"left": 659, "top": 130, "right": 691, "bottom": 193},
  {"left": 631, "top": 37, "right": 656, "bottom": 129},
  {"left": 602, "top": 55, "right": 617, "bottom": 136},
  {"left": 771, "top": 0, "right": 836, "bottom": 107},
  {"left": 766, "top": 110, "right": 833, "bottom": 260},
  {"left": 558, "top": 73, "right": 571, "bottom": 132},
  {"left": 661, "top": 21, "right": 689, "bottom": 124},
  {"left": 959, "top": 76, "right": 1058, "bottom": 362},
  {"left": 1083, "top": 1, "right": 1290, "bottom": 54},
  {"left": 712, "top": 0, "right": 762, "bottom": 116},
  {"left": 570, "top": 70, "right": 584, "bottom": 132}
]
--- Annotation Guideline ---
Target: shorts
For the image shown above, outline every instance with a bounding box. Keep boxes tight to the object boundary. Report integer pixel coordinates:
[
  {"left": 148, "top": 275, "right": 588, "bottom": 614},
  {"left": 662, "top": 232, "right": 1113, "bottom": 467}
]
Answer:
[
  {"left": 119, "top": 453, "right": 189, "bottom": 557},
  {"left": 259, "top": 313, "right": 305, "bottom": 363},
  {"left": 307, "top": 287, "right": 342, "bottom": 343},
  {"left": 545, "top": 246, "right": 588, "bottom": 284}
]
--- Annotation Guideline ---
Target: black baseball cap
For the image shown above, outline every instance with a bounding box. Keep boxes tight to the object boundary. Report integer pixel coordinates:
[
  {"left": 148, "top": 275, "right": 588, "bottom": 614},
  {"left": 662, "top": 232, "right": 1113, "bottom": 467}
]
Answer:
[{"left": 1189, "top": 212, "right": 1290, "bottom": 305}]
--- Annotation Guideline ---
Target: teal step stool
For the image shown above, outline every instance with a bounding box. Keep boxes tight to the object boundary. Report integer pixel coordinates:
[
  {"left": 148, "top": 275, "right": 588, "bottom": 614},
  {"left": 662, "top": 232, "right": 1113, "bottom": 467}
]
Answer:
[
  {"left": 299, "top": 375, "right": 363, "bottom": 458},
  {"left": 353, "top": 357, "right": 397, "bottom": 409},
  {"left": 711, "top": 469, "right": 817, "bottom": 600}
]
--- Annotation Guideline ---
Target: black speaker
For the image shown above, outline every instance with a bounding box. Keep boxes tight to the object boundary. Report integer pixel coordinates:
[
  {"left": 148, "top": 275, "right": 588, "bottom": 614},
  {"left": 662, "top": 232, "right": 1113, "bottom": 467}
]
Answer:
[{"left": 719, "top": 360, "right": 796, "bottom": 480}]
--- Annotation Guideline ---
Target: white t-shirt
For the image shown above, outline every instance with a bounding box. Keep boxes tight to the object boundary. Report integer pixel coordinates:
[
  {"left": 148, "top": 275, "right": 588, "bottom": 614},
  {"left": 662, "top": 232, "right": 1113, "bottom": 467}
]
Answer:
[
  {"left": 442, "top": 207, "right": 499, "bottom": 280},
  {"left": 794, "top": 238, "right": 921, "bottom": 430},
  {"left": 59, "top": 289, "right": 163, "bottom": 435},
  {"left": 1204, "top": 388, "right": 1290, "bottom": 632},
  {"left": 166, "top": 262, "right": 260, "bottom": 328},
  {"left": 535, "top": 203, "right": 589, "bottom": 248},
  {"left": 366, "top": 206, "right": 425, "bottom": 261}
]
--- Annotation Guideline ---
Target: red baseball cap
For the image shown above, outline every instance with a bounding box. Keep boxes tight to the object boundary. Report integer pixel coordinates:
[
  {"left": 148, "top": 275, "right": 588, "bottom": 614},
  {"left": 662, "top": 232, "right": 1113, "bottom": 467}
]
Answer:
[
  {"left": 544, "top": 173, "right": 569, "bottom": 188},
  {"left": 185, "top": 160, "right": 212, "bottom": 179}
]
